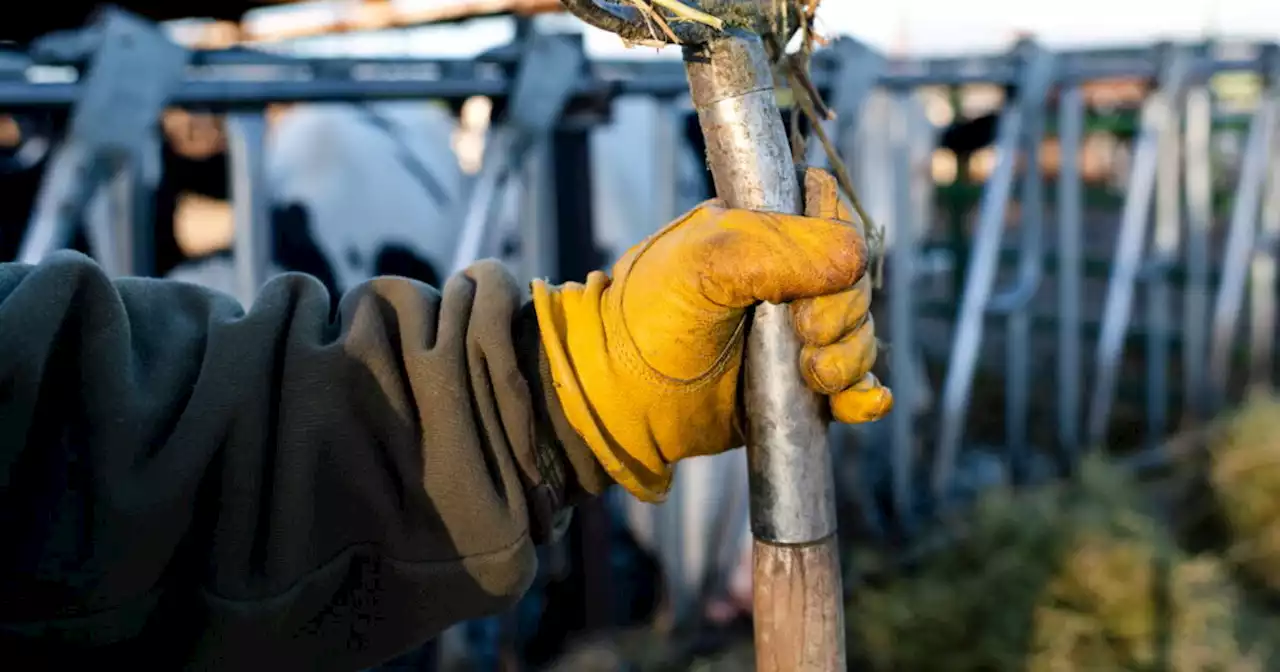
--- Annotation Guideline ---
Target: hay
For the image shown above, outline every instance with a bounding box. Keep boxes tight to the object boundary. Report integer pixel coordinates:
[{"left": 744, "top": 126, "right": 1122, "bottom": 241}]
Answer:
[
  {"left": 850, "top": 456, "right": 1267, "bottom": 671},
  {"left": 1207, "top": 392, "right": 1280, "bottom": 593}
]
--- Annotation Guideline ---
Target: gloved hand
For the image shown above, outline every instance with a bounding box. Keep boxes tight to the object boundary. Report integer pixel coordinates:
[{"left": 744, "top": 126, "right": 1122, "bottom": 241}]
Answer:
[{"left": 532, "top": 168, "right": 892, "bottom": 502}]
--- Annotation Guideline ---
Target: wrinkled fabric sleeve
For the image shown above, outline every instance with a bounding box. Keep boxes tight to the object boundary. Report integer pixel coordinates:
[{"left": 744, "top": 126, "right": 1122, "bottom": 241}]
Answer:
[{"left": 0, "top": 251, "right": 607, "bottom": 671}]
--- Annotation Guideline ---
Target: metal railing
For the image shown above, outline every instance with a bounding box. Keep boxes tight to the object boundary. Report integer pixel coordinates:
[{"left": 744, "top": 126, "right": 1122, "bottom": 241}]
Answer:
[{"left": 4, "top": 4, "right": 1280, "bottom": 623}]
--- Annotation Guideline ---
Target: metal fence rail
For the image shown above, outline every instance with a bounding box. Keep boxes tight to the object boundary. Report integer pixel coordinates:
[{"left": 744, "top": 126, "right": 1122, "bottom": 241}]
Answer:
[{"left": 4, "top": 6, "right": 1280, "bottom": 621}]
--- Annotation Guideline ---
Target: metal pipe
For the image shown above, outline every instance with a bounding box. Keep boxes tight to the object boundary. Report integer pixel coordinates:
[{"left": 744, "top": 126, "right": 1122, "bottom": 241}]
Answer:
[
  {"left": 104, "top": 157, "right": 155, "bottom": 278},
  {"left": 993, "top": 47, "right": 1050, "bottom": 480},
  {"left": 1086, "top": 93, "right": 1171, "bottom": 447},
  {"left": 17, "top": 142, "right": 104, "bottom": 265},
  {"left": 225, "top": 111, "right": 272, "bottom": 307},
  {"left": 931, "top": 102, "right": 1023, "bottom": 501},
  {"left": 888, "top": 91, "right": 917, "bottom": 532},
  {"left": 1182, "top": 86, "right": 1213, "bottom": 421},
  {"left": 1056, "top": 85, "right": 1084, "bottom": 461},
  {"left": 1207, "top": 97, "right": 1277, "bottom": 410},
  {"left": 1145, "top": 51, "right": 1189, "bottom": 446},
  {"left": 685, "top": 34, "right": 832, "bottom": 546},
  {"left": 0, "top": 48, "right": 1272, "bottom": 111},
  {"left": 683, "top": 34, "right": 843, "bottom": 671},
  {"left": 988, "top": 48, "right": 1055, "bottom": 316},
  {"left": 932, "top": 46, "right": 1054, "bottom": 498},
  {"left": 517, "top": 138, "right": 558, "bottom": 279},
  {"left": 1250, "top": 99, "right": 1280, "bottom": 390},
  {"left": 452, "top": 133, "right": 516, "bottom": 275},
  {"left": 453, "top": 31, "right": 582, "bottom": 276},
  {"left": 1005, "top": 118, "right": 1041, "bottom": 480}
]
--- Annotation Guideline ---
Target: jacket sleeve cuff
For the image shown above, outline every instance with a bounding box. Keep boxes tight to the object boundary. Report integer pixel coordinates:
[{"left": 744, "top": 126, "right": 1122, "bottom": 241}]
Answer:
[{"left": 512, "top": 301, "right": 611, "bottom": 544}]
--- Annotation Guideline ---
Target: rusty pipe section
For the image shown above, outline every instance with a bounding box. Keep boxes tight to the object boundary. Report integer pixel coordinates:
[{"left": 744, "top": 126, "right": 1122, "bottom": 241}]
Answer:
[{"left": 685, "top": 34, "right": 837, "bottom": 545}]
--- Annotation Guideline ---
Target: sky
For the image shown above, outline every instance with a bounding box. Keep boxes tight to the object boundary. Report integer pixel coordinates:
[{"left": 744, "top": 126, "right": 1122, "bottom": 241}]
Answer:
[
  {"left": 815, "top": 0, "right": 1280, "bottom": 55},
  {"left": 245, "top": 0, "right": 1280, "bottom": 58}
]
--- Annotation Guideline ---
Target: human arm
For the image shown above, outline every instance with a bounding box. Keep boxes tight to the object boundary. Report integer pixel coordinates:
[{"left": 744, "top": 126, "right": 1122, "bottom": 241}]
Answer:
[
  {"left": 0, "top": 251, "right": 606, "bottom": 671},
  {"left": 0, "top": 167, "right": 891, "bottom": 671}
]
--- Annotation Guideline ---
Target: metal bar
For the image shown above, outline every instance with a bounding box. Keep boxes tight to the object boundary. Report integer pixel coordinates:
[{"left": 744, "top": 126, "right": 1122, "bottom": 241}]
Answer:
[
  {"left": 1056, "top": 85, "right": 1084, "bottom": 461},
  {"left": 0, "top": 48, "right": 1272, "bottom": 111},
  {"left": 1145, "top": 50, "right": 1190, "bottom": 445},
  {"left": 906, "top": 100, "right": 939, "bottom": 425},
  {"left": 683, "top": 34, "right": 843, "bottom": 671},
  {"left": 65, "top": 136, "right": 157, "bottom": 279},
  {"left": 225, "top": 111, "right": 272, "bottom": 307},
  {"left": 517, "top": 139, "right": 558, "bottom": 279},
  {"left": 685, "top": 34, "right": 830, "bottom": 545},
  {"left": 1182, "top": 85, "right": 1214, "bottom": 421},
  {"left": 1250, "top": 96, "right": 1280, "bottom": 390},
  {"left": 449, "top": 32, "right": 582, "bottom": 275},
  {"left": 452, "top": 132, "right": 517, "bottom": 274},
  {"left": 932, "top": 46, "right": 1054, "bottom": 501},
  {"left": 105, "top": 157, "right": 155, "bottom": 277},
  {"left": 550, "top": 124, "right": 602, "bottom": 283},
  {"left": 828, "top": 38, "right": 883, "bottom": 164},
  {"left": 1208, "top": 96, "right": 1277, "bottom": 410},
  {"left": 888, "top": 91, "right": 917, "bottom": 531},
  {"left": 995, "top": 46, "right": 1051, "bottom": 481},
  {"left": 142, "top": 39, "right": 1259, "bottom": 75},
  {"left": 1005, "top": 113, "right": 1041, "bottom": 479},
  {"left": 1085, "top": 58, "right": 1187, "bottom": 447},
  {"left": 931, "top": 104, "right": 1022, "bottom": 501},
  {"left": 83, "top": 177, "right": 118, "bottom": 275},
  {"left": 652, "top": 97, "right": 681, "bottom": 231},
  {"left": 18, "top": 142, "right": 106, "bottom": 265}
]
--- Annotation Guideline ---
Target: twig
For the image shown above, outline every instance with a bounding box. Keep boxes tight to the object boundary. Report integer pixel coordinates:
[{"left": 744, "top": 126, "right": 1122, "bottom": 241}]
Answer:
[
  {"left": 648, "top": 0, "right": 726, "bottom": 31},
  {"left": 626, "top": 0, "right": 680, "bottom": 44},
  {"left": 765, "top": 29, "right": 886, "bottom": 287},
  {"left": 785, "top": 54, "right": 834, "bottom": 120},
  {"left": 788, "top": 71, "right": 874, "bottom": 241}
]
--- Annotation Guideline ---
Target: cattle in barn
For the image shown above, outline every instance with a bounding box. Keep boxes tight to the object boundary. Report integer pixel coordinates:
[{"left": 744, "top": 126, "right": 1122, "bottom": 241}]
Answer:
[
  {"left": 0, "top": 109, "right": 230, "bottom": 275},
  {"left": 163, "top": 101, "right": 465, "bottom": 303}
]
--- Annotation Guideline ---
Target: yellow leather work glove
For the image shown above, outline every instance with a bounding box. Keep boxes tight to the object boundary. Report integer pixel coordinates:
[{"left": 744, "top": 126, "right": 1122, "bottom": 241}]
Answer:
[{"left": 532, "top": 168, "right": 892, "bottom": 502}]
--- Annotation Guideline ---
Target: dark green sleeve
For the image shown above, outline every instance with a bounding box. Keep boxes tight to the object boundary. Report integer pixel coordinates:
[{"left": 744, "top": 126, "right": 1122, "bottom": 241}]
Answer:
[{"left": 0, "top": 251, "right": 609, "bottom": 671}]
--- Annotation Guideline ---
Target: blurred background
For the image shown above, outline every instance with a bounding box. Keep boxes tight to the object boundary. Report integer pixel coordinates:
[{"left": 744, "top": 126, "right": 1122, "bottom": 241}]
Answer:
[{"left": 5, "top": 1, "right": 1280, "bottom": 670}]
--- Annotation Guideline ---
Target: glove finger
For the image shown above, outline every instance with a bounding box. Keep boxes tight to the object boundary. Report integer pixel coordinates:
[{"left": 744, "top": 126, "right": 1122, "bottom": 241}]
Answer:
[
  {"left": 830, "top": 373, "right": 894, "bottom": 424},
  {"left": 799, "top": 313, "right": 877, "bottom": 394},
  {"left": 699, "top": 210, "right": 869, "bottom": 308},
  {"left": 792, "top": 272, "right": 872, "bottom": 347},
  {"left": 802, "top": 167, "right": 854, "bottom": 225}
]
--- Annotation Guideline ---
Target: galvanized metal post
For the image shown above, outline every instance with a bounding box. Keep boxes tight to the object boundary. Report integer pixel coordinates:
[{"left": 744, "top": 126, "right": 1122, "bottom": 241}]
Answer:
[
  {"left": 1248, "top": 52, "right": 1280, "bottom": 392},
  {"left": 17, "top": 8, "right": 186, "bottom": 271},
  {"left": 1087, "top": 50, "right": 1191, "bottom": 446},
  {"left": 1002, "top": 46, "right": 1047, "bottom": 480},
  {"left": 1182, "top": 84, "right": 1214, "bottom": 421},
  {"left": 887, "top": 90, "right": 918, "bottom": 531},
  {"left": 1145, "top": 47, "right": 1191, "bottom": 446},
  {"left": 1207, "top": 89, "right": 1277, "bottom": 410},
  {"left": 225, "top": 111, "right": 271, "bottom": 307},
  {"left": 448, "top": 31, "right": 581, "bottom": 276},
  {"left": 933, "top": 45, "right": 1054, "bottom": 500},
  {"left": 684, "top": 35, "right": 843, "bottom": 670},
  {"left": 1056, "top": 84, "right": 1084, "bottom": 461}
]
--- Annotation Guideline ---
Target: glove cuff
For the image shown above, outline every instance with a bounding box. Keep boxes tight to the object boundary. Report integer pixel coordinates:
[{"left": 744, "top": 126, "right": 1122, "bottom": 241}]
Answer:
[{"left": 531, "top": 276, "right": 674, "bottom": 503}]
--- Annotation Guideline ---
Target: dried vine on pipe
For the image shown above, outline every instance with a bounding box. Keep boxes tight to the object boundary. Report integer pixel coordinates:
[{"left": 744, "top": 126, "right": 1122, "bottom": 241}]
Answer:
[
  {"left": 763, "top": 0, "right": 884, "bottom": 287},
  {"left": 615, "top": 0, "right": 885, "bottom": 283},
  {"left": 619, "top": 0, "right": 724, "bottom": 46}
]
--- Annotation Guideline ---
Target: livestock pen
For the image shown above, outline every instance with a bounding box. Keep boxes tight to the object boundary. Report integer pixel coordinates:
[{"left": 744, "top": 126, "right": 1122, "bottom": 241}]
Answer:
[{"left": 3, "top": 5, "right": 1280, "bottom": 669}]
